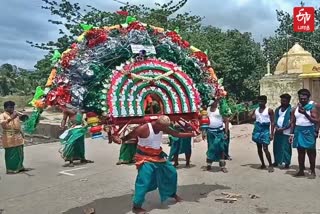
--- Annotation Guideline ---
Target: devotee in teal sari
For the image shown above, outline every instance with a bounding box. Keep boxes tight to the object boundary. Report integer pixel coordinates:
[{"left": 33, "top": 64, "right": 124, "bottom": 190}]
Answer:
[
  {"left": 273, "top": 94, "right": 292, "bottom": 168},
  {"left": 251, "top": 95, "right": 275, "bottom": 172},
  {"left": 289, "top": 89, "right": 318, "bottom": 178}
]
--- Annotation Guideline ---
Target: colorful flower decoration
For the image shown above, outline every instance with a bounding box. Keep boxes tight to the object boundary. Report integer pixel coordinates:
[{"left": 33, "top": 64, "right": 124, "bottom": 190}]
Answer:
[
  {"left": 41, "top": 17, "right": 227, "bottom": 118},
  {"left": 85, "top": 29, "right": 108, "bottom": 48}
]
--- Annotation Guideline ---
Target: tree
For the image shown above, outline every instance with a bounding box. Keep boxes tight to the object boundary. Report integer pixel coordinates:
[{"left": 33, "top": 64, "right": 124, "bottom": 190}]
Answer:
[
  {"left": 263, "top": 2, "right": 320, "bottom": 72},
  {"left": 223, "top": 30, "right": 266, "bottom": 101},
  {"left": 0, "top": 64, "right": 18, "bottom": 96},
  {"left": 0, "top": 63, "right": 39, "bottom": 96},
  {"left": 184, "top": 27, "right": 266, "bottom": 101}
]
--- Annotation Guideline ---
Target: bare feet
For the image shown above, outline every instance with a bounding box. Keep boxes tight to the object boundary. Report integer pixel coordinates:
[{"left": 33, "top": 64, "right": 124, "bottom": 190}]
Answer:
[
  {"left": 173, "top": 162, "right": 179, "bottom": 168},
  {"left": 83, "top": 207, "right": 95, "bottom": 214},
  {"left": 81, "top": 159, "right": 94, "bottom": 164},
  {"left": 309, "top": 171, "right": 316, "bottom": 179},
  {"left": 206, "top": 165, "right": 212, "bottom": 171},
  {"left": 63, "top": 162, "right": 74, "bottom": 167},
  {"left": 20, "top": 168, "right": 32, "bottom": 172},
  {"left": 284, "top": 164, "right": 290, "bottom": 169},
  {"left": 116, "top": 161, "right": 123, "bottom": 165},
  {"left": 268, "top": 166, "right": 274, "bottom": 173},
  {"left": 132, "top": 207, "right": 147, "bottom": 214},
  {"left": 185, "top": 163, "right": 190, "bottom": 168},
  {"left": 225, "top": 156, "right": 232, "bottom": 160},
  {"left": 6, "top": 171, "right": 18, "bottom": 175},
  {"left": 173, "top": 194, "right": 183, "bottom": 202},
  {"left": 295, "top": 170, "right": 305, "bottom": 177},
  {"left": 221, "top": 167, "right": 228, "bottom": 173},
  {"left": 260, "top": 165, "right": 266, "bottom": 169}
]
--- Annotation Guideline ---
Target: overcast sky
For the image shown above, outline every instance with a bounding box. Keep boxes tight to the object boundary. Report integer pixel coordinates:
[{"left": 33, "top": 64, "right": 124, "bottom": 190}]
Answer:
[{"left": 0, "top": 0, "right": 319, "bottom": 69}]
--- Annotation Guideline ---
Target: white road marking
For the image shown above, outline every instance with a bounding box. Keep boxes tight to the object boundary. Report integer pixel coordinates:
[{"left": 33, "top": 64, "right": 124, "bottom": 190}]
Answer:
[{"left": 59, "top": 167, "right": 87, "bottom": 176}]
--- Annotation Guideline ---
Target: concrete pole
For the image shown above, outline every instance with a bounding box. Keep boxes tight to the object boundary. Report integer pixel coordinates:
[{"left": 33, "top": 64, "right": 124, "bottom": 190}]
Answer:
[
  {"left": 265, "top": 54, "right": 271, "bottom": 76},
  {"left": 286, "top": 34, "right": 290, "bottom": 74},
  {"left": 266, "top": 61, "right": 271, "bottom": 76}
]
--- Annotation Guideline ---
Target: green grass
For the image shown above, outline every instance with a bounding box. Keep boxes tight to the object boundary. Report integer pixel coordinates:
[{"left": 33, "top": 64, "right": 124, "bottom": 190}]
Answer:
[{"left": 0, "top": 95, "right": 32, "bottom": 111}]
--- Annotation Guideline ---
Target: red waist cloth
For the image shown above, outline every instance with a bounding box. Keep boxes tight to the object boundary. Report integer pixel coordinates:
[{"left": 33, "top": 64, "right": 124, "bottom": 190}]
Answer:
[{"left": 135, "top": 145, "right": 166, "bottom": 169}]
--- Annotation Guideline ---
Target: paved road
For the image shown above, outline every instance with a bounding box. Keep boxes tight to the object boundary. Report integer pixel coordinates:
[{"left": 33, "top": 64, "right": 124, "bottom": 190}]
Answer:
[{"left": 0, "top": 124, "right": 319, "bottom": 214}]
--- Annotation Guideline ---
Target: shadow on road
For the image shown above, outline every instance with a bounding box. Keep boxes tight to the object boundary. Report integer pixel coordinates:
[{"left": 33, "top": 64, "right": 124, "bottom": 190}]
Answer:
[
  {"left": 283, "top": 165, "right": 299, "bottom": 177},
  {"left": 63, "top": 183, "right": 230, "bottom": 214},
  {"left": 241, "top": 164, "right": 312, "bottom": 178},
  {"left": 200, "top": 165, "right": 222, "bottom": 172},
  {"left": 240, "top": 163, "right": 267, "bottom": 170},
  {"left": 175, "top": 164, "right": 197, "bottom": 170}
]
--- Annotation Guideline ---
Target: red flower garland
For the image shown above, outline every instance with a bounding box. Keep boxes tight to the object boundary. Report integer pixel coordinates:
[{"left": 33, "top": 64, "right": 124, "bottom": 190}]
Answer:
[
  {"left": 116, "top": 10, "right": 129, "bottom": 16},
  {"left": 45, "top": 85, "right": 71, "bottom": 107},
  {"left": 192, "top": 51, "right": 209, "bottom": 65},
  {"left": 165, "top": 31, "right": 190, "bottom": 48},
  {"left": 86, "top": 29, "right": 108, "bottom": 48},
  {"left": 212, "top": 81, "right": 227, "bottom": 97},
  {"left": 181, "top": 40, "right": 190, "bottom": 48},
  {"left": 61, "top": 48, "right": 78, "bottom": 69},
  {"left": 152, "top": 29, "right": 160, "bottom": 35},
  {"left": 70, "top": 43, "right": 77, "bottom": 49},
  {"left": 127, "top": 21, "right": 146, "bottom": 31}
]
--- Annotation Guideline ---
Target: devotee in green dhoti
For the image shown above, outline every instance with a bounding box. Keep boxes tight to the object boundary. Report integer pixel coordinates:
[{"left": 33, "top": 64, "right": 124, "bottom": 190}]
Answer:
[
  {"left": 273, "top": 93, "right": 292, "bottom": 169},
  {"left": 0, "top": 101, "right": 30, "bottom": 174},
  {"left": 59, "top": 105, "right": 93, "bottom": 167}
]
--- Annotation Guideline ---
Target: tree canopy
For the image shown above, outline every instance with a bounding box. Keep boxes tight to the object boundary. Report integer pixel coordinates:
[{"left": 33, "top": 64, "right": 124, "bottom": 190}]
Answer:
[{"left": 0, "top": 64, "right": 39, "bottom": 96}]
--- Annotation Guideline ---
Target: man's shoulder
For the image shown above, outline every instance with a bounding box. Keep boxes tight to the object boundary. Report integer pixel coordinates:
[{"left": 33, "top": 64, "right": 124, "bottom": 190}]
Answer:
[
  {"left": 136, "top": 123, "right": 148, "bottom": 131},
  {"left": 268, "top": 107, "right": 274, "bottom": 113},
  {"left": 313, "top": 101, "right": 320, "bottom": 108},
  {"left": 274, "top": 106, "right": 280, "bottom": 112},
  {"left": 0, "top": 112, "right": 8, "bottom": 118}
]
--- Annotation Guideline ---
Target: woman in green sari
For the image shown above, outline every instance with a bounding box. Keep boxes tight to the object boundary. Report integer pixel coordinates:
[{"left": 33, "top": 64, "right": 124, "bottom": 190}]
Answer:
[
  {"left": 116, "top": 125, "right": 138, "bottom": 165},
  {"left": 59, "top": 108, "right": 93, "bottom": 167}
]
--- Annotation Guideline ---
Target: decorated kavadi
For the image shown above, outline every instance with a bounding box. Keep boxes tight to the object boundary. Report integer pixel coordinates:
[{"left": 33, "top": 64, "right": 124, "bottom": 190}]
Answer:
[{"left": 24, "top": 16, "right": 228, "bottom": 136}]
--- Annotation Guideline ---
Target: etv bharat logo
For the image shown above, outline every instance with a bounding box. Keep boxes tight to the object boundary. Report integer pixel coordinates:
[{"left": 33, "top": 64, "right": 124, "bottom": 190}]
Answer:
[{"left": 293, "top": 7, "right": 315, "bottom": 32}]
